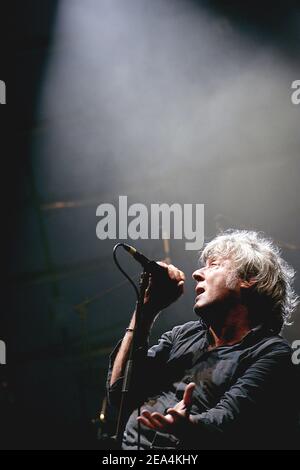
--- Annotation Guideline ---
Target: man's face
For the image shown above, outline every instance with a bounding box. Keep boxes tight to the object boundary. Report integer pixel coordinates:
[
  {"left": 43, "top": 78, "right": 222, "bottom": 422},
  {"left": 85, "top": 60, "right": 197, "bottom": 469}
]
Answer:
[{"left": 193, "top": 256, "right": 241, "bottom": 324}]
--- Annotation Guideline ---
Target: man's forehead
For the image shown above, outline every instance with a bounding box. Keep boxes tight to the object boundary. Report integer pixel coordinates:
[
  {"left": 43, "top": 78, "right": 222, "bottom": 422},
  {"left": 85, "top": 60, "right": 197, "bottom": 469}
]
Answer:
[{"left": 198, "top": 254, "right": 231, "bottom": 266}]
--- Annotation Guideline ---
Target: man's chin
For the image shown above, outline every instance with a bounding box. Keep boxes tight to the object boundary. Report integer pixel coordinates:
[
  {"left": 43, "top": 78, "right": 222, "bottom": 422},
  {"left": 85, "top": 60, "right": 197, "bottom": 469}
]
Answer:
[
  {"left": 193, "top": 299, "right": 226, "bottom": 325},
  {"left": 193, "top": 303, "right": 212, "bottom": 323},
  {"left": 194, "top": 297, "right": 237, "bottom": 328}
]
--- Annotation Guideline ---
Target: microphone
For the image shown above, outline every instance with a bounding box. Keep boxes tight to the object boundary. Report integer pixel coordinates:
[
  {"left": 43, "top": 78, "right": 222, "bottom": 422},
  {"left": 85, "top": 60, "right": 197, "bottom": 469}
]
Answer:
[{"left": 121, "top": 243, "right": 166, "bottom": 275}]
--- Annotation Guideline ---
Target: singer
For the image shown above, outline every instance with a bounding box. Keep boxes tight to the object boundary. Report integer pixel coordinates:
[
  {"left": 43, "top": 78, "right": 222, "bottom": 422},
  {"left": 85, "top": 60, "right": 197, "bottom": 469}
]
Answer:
[{"left": 106, "top": 230, "right": 299, "bottom": 449}]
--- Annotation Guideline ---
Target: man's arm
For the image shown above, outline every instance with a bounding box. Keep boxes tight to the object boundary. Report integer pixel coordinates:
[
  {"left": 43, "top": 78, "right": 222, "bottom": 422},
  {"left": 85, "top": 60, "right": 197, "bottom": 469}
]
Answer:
[
  {"left": 108, "top": 262, "right": 186, "bottom": 389},
  {"left": 109, "top": 305, "right": 158, "bottom": 386}
]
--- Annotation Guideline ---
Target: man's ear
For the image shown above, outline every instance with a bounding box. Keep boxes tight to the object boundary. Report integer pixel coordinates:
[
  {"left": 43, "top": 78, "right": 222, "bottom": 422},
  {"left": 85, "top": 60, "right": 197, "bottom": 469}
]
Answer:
[{"left": 240, "top": 278, "right": 257, "bottom": 289}]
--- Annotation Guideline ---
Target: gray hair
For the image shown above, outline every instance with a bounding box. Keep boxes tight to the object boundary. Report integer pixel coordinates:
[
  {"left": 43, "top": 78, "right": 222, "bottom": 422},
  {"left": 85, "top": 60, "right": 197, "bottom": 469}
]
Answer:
[{"left": 200, "top": 229, "right": 298, "bottom": 334}]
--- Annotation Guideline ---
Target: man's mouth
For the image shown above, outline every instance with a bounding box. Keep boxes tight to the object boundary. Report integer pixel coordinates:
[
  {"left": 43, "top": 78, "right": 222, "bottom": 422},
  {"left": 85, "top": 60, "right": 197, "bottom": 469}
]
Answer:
[
  {"left": 195, "top": 286, "right": 205, "bottom": 301},
  {"left": 196, "top": 286, "right": 205, "bottom": 295}
]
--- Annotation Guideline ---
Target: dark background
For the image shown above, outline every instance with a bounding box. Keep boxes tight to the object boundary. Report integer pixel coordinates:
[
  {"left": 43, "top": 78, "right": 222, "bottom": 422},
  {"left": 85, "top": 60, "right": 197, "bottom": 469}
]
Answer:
[{"left": 2, "top": 0, "right": 300, "bottom": 449}]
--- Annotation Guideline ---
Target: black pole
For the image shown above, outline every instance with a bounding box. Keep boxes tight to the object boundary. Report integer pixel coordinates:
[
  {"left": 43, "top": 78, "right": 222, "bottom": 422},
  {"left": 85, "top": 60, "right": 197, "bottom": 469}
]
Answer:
[{"left": 115, "top": 270, "right": 150, "bottom": 449}]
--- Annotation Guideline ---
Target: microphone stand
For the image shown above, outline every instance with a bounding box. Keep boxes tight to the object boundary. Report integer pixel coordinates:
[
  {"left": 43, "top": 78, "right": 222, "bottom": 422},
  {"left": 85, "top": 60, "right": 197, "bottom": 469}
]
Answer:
[{"left": 114, "top": 269, "right": 150, "bottom": 449}]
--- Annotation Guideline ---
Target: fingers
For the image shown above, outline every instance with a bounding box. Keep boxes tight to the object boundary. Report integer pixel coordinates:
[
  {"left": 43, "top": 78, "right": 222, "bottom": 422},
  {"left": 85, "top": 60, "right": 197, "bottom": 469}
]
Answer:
[
  {"left": 153, "top": 261, "right": 185, "bottom": 285},
  {"left": 145, "top": 262, "right": 185, "bottom": 310},
  {"left": 156, "top": 262, "right": 185, "bottom": 282},
  {"left": 167, "top": 264, "right": 186, "bottom": 283},
  {"left": 151, "top": 412, "right": 174, "bottom": 427},
  {"left": 165, "top": 408, "right": 183, "bottom": 421},
  {"left": 183, "top": 382, "right": 196, "bottom": 408},
  {"left": 156, "top": 262, "right": 185, "bottom": 293},
  {"left": 138, "top": 402, "right": 192, "bottom": 432},
  {"left": 156, "top": 261, "right": 169, "bottom": 269},
  {"left": 138, "top": 410, "right": 159, "bottom": 430},
  {"left": 138, "top": 410, "right": 171, "bottom": 431},
  {"left": 137, "top": 416, "right": 156, "bottom": 430}
]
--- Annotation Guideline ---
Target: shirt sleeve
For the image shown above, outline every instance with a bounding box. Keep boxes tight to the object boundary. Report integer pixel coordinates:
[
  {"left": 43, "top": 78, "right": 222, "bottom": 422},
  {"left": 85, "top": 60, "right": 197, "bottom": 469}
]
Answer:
[{"left": 180, "top": 349, "right": 296, "bottom": 449}]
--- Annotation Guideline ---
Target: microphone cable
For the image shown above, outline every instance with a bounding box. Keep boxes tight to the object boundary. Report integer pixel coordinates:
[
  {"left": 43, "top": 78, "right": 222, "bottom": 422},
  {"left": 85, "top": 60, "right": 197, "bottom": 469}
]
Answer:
[
  {"left": 113, "top": 243, "right": 140, "bottom": 301},
  {"left": 112, "top": 242, "right": 143, "bottom": 450}
]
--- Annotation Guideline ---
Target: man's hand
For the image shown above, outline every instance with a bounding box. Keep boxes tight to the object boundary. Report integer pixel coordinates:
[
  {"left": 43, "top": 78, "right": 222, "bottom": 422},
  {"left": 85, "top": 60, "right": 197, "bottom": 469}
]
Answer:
[
  {"left": 137, "top": 382, "right": 195, "bottom": 435},
  {"left": 143, "top": 262, "right": 186, "bottom": 312}
]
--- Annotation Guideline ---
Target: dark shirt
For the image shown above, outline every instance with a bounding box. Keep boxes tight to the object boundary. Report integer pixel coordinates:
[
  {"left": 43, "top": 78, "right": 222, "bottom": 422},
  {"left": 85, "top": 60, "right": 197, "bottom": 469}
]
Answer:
[{"left": 107, "top": 320, "right": 298, "bottom": 450}]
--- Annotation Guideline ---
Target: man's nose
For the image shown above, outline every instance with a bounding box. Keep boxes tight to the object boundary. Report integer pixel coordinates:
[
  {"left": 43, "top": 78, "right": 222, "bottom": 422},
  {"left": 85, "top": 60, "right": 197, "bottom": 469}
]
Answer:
[{"left": 192, "top": 268, "right": 205, "bottom": 281}]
